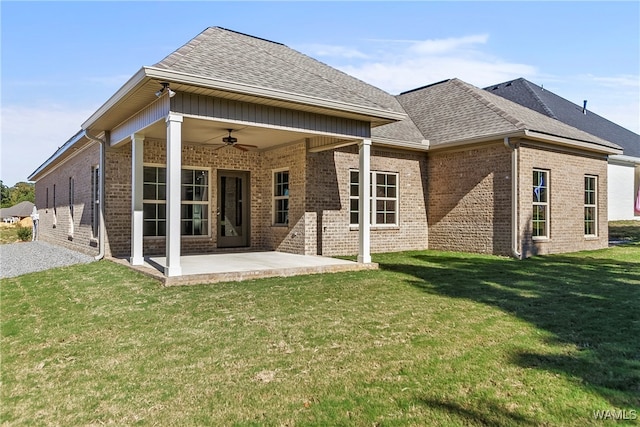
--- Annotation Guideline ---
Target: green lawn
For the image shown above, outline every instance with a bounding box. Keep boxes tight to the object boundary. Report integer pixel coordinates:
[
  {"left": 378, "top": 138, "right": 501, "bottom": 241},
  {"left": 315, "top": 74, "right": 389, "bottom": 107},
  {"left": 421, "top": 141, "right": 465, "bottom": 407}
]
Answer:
[{"left": 2, "top": 243, "right": 639, "bottom": 425}]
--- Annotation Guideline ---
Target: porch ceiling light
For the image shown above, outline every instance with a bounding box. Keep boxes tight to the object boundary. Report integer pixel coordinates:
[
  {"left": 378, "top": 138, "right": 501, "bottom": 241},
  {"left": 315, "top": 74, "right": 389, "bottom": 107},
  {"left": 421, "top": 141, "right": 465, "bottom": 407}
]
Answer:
[{"left": 155, "top": 82, "right": 176, "bottom": 98}]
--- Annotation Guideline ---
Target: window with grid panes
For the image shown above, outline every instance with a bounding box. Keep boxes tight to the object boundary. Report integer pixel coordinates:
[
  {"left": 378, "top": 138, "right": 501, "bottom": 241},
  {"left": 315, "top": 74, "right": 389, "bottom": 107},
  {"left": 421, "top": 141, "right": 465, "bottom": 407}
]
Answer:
[
  {"left": 532, "top": 169, "right": 549, "bottom": 238},
  {"left": 349, "top": 170, "right": 398, "bottom": 226},
  {"left": 273, "top": 170, "right": 289, "bottom": 225},
  {"left": 584, "top": 175, "right": 597, "bottom": 236}
]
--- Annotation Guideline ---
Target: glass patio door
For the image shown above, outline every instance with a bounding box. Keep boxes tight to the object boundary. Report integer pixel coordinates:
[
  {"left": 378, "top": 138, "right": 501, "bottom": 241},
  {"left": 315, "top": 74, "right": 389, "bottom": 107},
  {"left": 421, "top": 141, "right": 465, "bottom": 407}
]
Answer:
[{"left": 217, "top": 170, "right": 249, "bottom": 247}]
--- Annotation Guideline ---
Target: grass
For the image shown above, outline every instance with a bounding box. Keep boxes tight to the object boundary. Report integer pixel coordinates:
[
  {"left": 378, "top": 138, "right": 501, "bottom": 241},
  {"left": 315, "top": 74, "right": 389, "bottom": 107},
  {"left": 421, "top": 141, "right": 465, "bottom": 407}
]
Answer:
[
  {"left": 2, "top": 232, "right": 639, "bottom": 425},
  {"left": 0, "top": 224, "right": 20, "bottom": 244}
]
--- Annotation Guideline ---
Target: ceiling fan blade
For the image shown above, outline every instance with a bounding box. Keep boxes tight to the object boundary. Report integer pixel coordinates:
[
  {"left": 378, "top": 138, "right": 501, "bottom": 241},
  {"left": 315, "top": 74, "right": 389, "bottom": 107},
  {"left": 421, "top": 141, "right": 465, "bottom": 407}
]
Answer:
[
  {"left": 237, "top": 144, "right": 258, "bottom": 149},
  {"left": 234, "top": 145, "right": 249, "bottom": 152},
  {"left": 212, "top": 144, "right": 227, "bottom": 151}
]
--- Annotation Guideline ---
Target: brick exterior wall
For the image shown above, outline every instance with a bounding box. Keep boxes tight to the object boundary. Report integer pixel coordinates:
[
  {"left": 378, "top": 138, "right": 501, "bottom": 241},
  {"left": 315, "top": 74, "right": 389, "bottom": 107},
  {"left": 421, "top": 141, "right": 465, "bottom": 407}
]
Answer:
[
  {"left": 427, "top": 142, "right": 512, "bottom": 255},
  {"left": 306, "top": 145, "right": 428, "bottom": 256},
  {"left": 104, "top": 139, "right": 309, "bottom": 257},
  {"left": 517, "top": 141, "right": 609, "bottom": 256},
  {"left": 102, "top": 138, "right": 427, "bottom": 258},
  {"left": 34, "top": 143, "right": 101, "bottom": 256},
  {"left": 426, "top": 139, "right": 610, "bottom": 257},
  {"left": 35, "top": 134, "right": 608, "bottom": 261}
]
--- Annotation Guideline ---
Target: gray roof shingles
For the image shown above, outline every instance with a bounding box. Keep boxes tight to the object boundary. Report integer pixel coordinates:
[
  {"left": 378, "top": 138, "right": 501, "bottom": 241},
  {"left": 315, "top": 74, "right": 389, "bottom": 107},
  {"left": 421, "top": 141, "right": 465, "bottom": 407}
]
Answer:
[
  {"left": 154, "top": 27, "right": 404, "bottom": 115},
  {"left": 397, "top": 78, "right": 621, "bottom": 151},
  {"left": 486, "top": 78, "right": 640, "bottom": 157}
]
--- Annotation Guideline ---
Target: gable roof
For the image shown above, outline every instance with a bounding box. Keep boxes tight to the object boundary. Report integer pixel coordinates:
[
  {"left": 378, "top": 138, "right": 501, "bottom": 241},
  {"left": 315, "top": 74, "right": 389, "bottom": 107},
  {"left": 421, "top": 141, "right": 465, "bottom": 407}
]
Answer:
[
  {"left": 154, "top": 27, "right": 406, "bottom": 119},
  {"left": 0, "top": 201, "right": 34, "bottom": 219},
  {"left": 397, "top": 78, "right": 622, "bottom": 154},
  {"left": 83, "top": 28, "right": 410, "bottom": 135},
  {"left": 485, "top": 78, "right": 640, "bottom": 157}
]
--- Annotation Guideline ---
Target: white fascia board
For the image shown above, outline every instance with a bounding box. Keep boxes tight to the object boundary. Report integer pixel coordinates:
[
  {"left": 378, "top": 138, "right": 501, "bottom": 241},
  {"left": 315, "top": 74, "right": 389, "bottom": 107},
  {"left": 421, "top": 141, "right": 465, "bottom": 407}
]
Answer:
[
  {"left": 372, "top": 137, "right": 430, "bottom": 152},
  {"left": 82, "top": 68, "right": 149, "bottom": 130},
  {"left": 143, "top": 67, "right": 407, "bottom": 122},
  {"left": 524, "top": 130, "right": 624, "bottom": 155},
  {"left": 609, "top": 154, "right": 640, "bottom": 166},
  {"left": 427, "top": 131, "right": 526, "bottom": 151}
]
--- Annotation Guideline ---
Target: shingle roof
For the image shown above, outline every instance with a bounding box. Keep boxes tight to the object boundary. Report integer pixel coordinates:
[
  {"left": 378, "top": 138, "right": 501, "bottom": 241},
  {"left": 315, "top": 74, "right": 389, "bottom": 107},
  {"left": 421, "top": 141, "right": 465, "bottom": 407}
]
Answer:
[
  {"left": 397, "top": 78, "right": 622, "bottom": 152},
  {"left": 154, "top": 27, "right": 405, "bottom": 116},
  {"left": 0, "top": 201, "right": 34, "bottom": 219},
  {"left": 485, "top": 78, "right": 640, "bottom": 157}
]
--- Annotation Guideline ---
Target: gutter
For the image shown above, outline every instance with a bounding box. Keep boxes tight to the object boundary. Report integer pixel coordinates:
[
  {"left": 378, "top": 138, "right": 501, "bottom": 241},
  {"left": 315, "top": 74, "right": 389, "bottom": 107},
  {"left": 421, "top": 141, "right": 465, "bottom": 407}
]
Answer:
[
  {"left": 85, "top": 130, "right": 107, "bottom": 261},
  {"left": 504, "top": 137, "right": 522, "bottom": 259}
]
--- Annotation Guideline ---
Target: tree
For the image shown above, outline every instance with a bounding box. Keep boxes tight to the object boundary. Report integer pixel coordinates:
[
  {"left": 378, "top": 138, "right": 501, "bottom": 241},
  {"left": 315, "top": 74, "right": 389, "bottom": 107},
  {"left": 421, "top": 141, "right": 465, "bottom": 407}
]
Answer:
[
  {"left": 9, "top": 182, "right": 35, "bottom": 206},
  {"left": 0, "top": 181, "right": 11, "bottom": 208}
]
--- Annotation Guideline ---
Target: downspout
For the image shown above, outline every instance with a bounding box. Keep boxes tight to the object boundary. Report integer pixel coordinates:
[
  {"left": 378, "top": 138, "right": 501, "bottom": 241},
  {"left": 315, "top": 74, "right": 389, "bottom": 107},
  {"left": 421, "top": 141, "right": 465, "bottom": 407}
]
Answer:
[
  {"left": 504, "top": 137, "right": 522, "bottom": 259},
  {"left": 86, "top": 130, "right": 107, "bottom": 261}
]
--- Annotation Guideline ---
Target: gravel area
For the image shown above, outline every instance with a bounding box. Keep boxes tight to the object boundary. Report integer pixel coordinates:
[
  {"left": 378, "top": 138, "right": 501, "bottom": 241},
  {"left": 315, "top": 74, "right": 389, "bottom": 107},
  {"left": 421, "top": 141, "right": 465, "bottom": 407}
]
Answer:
[{"left": 0, "top": 241, "right": 95, "bottom": 279}]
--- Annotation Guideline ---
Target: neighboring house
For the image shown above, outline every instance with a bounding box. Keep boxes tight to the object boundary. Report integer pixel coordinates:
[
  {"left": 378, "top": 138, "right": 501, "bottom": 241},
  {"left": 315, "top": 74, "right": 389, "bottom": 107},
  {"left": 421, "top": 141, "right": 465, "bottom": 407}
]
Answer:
[
  {"left": 0, "top": 201, "right": 34, "bottom": 224},
  {"left": 486, "top": 78, "right": 640, "bottom": 221},
  {"left": 28, "top": 27, "right": 622, "bottom": 277}
]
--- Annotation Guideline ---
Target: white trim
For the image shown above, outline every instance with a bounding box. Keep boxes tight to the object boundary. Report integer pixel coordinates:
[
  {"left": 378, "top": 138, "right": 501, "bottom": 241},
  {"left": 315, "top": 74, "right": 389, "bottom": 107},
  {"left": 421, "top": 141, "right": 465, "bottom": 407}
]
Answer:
[
  {"left": 358, "top": 138, "right": 372, "bottom": 264},
  {"left": 144, "top": 67, "right": 407, "bottom": 122},
  {"left": 272, "top": 168, "right": 290, "bottom": 226},
  {"left": 584, "top": 175, "right": 598, "bottom": 237},
  {"left": 532, "top": 169, "right": 550, "bottom": 240},
  {"left": 131, "top": 134, "right": 145, "bottom": 265},
  {"left": 349, "top": 169, "right": 400, "bottom": 228}
]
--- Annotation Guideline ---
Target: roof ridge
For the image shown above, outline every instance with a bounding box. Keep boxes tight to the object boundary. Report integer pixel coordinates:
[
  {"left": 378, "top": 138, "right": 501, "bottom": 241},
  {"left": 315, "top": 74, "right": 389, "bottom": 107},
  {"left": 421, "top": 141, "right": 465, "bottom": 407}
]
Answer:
[
  {"left": 227, "top": 30, "right": 396, "bottom": 112},
  {"left": 450, "top": 78, "right": 525, "bottom": 130},
  {"left": 520, "top": 79, "right": 558, "bottom": 119},
  {"left": 154, "top": 27, "right": 216, "bottom": 69}
]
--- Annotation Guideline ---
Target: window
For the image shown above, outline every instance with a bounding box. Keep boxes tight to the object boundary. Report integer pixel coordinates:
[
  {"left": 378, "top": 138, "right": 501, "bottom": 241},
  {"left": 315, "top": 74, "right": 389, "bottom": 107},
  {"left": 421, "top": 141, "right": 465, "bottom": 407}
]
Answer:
[
  {"left": 584, "top": 175, "right": 597, "bottom": 236},
  {"left": 46, "top": 187, "right": 49, "bottom": 210},
  {"left": 91, "top": 166, "right": 100, "bottom": 238},
  {"left": 350, "top": 170, "right": 398, "bottom": 226},
  {"left": 532, "top": 169, "right": 549, "bottom": 238},
  {"left": 180, "top": 169, "right": 209, "bottom": 236},
  {"left": 142, "top": 165, "right": 209, "bottom": 237},
  {"left": 273, "top": 170, "right": 289, "bottom": 225}
]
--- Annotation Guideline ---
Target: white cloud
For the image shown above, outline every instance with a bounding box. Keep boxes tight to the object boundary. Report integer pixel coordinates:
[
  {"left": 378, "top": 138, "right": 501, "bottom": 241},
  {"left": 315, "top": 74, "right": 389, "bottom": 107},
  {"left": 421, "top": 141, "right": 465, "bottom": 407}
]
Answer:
[
  {"left": 304, "top": 34, "right": 639, "bottom": 134},
  {"left": 301, "top": 44, "right": 369, "bottom": 59},
  {"left": 409, "top": 34, "right": 489, "bottom": 55},
  {"left": 0, "top": 104, "right": 95, "bottom": 186}
]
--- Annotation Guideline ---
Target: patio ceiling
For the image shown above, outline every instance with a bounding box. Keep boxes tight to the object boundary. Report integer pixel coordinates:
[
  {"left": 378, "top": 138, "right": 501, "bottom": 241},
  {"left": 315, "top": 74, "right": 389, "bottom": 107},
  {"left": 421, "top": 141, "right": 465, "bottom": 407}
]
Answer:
[{"left": 139, "top": 116, "right": 324, "bottom": 150}]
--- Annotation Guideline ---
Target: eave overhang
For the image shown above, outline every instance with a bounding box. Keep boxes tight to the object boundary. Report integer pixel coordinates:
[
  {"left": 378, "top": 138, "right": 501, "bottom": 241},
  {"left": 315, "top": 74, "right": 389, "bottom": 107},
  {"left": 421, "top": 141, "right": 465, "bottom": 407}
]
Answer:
[
  {"left": 83, "top": 66, "right": 407, "bottom": 133},
  {"left": 427, "top": 129, "right": 623, "bottom": 155},
  {"left": 28, "top": 130, "right": 91, "bottom": 181}
]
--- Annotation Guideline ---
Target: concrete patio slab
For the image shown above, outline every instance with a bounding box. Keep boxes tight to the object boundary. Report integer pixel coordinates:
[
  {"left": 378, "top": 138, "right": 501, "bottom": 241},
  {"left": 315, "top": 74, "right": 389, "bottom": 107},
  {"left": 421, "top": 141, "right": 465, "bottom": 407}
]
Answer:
[{"left": 115, "top": 251, "right": 377, "bottom": 286}]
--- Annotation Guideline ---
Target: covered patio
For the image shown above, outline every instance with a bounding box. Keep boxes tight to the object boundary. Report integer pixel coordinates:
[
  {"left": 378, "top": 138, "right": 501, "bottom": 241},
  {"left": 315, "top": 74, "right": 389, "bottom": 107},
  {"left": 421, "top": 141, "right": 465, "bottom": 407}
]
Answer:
[{"left": 119, "top": 251, "right": 378, "bottom": 286}]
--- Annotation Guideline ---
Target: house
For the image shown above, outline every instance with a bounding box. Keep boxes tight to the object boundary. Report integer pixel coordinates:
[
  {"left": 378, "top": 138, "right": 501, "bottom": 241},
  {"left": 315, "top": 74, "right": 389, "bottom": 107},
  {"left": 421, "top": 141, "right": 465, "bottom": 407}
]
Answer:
[
  {"left": 486, "top": 78, "right": 640, "bottom": 221},
  {"left": 28, "top": 27, "right": 622, "bottom": 278},
  {"left": 0, "top": 200, "right": 34, "bottom": 224}
]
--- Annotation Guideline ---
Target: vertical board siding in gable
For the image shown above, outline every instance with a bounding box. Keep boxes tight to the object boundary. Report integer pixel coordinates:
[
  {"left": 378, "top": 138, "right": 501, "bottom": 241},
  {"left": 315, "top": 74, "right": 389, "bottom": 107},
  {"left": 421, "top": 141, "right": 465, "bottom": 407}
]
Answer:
[
  {"left": 110, "top": 96, "right": 170, "bottom": 145},
  {"left": 171, "top": 92, "right": 370, "bottom": 138}
]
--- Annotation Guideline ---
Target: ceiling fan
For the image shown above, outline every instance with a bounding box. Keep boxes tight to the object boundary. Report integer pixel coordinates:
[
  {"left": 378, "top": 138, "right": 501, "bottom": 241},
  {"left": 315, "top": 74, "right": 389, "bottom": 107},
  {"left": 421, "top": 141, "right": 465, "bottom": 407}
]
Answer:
[{"left": 213, "top": 129, "right": 258, "bottom": 152}]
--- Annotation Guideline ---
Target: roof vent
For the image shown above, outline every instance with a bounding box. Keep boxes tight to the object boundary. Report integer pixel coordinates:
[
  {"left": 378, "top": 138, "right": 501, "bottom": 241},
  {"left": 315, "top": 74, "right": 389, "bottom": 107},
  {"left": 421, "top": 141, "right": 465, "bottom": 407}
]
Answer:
[{"left": 583, "top": 100, "right": 588, "bottom": 115}]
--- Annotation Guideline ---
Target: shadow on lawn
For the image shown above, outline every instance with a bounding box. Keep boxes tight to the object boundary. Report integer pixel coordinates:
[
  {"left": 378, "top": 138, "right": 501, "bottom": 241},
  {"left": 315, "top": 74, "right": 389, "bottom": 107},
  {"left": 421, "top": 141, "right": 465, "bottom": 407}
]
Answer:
[{"left": 379, "top": 250, "right": 640, "bottom": 408}]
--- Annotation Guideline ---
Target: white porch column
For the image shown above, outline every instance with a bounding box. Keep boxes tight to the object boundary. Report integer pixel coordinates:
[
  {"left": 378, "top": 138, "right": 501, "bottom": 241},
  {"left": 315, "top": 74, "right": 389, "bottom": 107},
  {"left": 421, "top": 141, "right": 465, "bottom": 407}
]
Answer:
[
  {"left": 165, "top": 113, "right": 183, "bottom": 277},
  {"left": 131, "top": 133, "right": 145, "bottom": 265},
  {"left": 358, "top": 138, "right": 372, "bottom": 263}
]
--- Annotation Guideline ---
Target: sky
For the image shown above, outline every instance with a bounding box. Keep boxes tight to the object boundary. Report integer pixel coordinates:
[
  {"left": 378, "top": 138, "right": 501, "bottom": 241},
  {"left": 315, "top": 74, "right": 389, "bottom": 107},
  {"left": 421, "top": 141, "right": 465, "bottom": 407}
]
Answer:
[{"left": 1, "top": 1, "right": 639, "bottom": 187}]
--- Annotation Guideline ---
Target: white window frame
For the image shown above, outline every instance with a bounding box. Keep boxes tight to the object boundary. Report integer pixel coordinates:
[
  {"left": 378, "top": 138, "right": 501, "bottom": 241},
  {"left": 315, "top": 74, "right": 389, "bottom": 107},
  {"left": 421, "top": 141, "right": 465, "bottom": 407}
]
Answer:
[
  {"left": 142, "top": 163, "right": 211, "bottom": 238},
  {"left": 532, "top": 169, "right": 549, "bottom": 239},
  {"left": 349, "top": 169, "right": 399, "bottom": 228},
  {"left": 584, "top": 175, "right": 598, "bottom": 237},
  {"left": 273, "top": 168, "right": 289, "bottom": 226}
]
